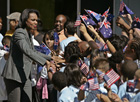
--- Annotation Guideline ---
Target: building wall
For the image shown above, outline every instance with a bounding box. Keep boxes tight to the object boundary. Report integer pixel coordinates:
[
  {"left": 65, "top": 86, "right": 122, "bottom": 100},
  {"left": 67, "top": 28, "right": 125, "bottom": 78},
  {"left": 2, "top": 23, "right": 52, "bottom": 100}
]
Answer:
[
  {"left": 114, "top": 0, "right": 140, "bottom": 35},
  {"left": 11, "top": 0, "right": 55, "bottom": 30},
  {"left": 0, "top": 0, "right": 7, "bottom": 35},
  {"left": 1, "top": 0, "right": 139, "bottom": 36}
]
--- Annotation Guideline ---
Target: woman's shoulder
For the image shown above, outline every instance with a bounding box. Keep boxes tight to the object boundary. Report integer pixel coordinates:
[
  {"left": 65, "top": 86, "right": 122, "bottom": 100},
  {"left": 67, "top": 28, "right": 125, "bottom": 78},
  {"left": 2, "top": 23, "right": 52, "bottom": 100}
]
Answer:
[{"left": 14, "top": 28, "right": 27, "bottom": 35}]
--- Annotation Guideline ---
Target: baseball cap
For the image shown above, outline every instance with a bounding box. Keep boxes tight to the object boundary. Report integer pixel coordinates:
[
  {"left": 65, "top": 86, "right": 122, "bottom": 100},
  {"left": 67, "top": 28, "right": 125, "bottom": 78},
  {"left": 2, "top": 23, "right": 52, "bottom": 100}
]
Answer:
[{"left": 7, "top": 12, "right": 21, "bottom": 21}]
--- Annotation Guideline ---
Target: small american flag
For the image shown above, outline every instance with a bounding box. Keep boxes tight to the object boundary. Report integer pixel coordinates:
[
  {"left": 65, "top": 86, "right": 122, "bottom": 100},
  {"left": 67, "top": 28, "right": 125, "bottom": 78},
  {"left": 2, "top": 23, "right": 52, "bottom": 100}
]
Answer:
[
  {"left": 74, "top": 15, "right": 81, "bottom": 27},
  {"left": 80, "top": 63, "right": 89, "bottom": 76},
  {"left": 103, "top": 69, "right": 120, "bottom": 87},
  {"left": 80, "top": 82, "right": 89, "bottom": 91},
  {"left": 96, "top": 69, "right": 105, "bottom": 78},
  {"left": 88, "top": 77, "right": 99, "bottom": 90}
]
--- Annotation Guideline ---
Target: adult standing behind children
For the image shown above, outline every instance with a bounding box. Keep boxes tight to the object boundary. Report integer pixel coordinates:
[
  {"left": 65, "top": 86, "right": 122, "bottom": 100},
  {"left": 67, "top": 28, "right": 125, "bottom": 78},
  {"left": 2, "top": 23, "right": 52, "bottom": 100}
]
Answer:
[
  {"left": 54, "top": 14, "right": 81, "bottom": 43},
  {"left": 5, "top": 12, "right": 21, "bottom": 36},
  {"left": 54, "top": 14, "right": 67, "bottom": 42},
  {"left": 60, "top": 21, "right": 77, "bottom": 52},
  {"left": 2, "top": 9, "right": 53, "bottom": 102}
]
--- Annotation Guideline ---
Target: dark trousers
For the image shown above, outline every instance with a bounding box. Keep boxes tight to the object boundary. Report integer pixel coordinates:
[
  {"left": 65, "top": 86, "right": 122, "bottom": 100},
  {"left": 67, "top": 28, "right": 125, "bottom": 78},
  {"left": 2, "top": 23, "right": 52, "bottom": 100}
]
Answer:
[{"left": 4, "top": 78, "right": 32, "bottom": 102}]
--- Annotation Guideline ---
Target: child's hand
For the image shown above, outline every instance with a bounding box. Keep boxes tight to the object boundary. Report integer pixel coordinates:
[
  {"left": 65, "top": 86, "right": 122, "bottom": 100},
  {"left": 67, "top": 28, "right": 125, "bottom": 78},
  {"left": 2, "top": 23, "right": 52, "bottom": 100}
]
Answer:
[
  {"left": 79, "top": 23, "right": 87, "bottom": 34},
  {"left": 104, "top": 83, "right": 112, "bottom": 99},
  {"left": 96, "top": 94, "right": 111, "bottom": 102},
  {"left": 80, "top": 76, "right": 87, "bottom": 84},
  {"left": 122, "top": 14, "right": 132, "bottom": 25},
  {"left": 87, "top": 25, "right": 96, "bottom": 33},
  {"left": 110, "top": 93, "right": 123, "bottom": 102},
  {"left": 123, "top": 98, "right": 129, "bottom": 102},
  {"left": 116, "top": 16, "right": 125, "bottom": 26}
]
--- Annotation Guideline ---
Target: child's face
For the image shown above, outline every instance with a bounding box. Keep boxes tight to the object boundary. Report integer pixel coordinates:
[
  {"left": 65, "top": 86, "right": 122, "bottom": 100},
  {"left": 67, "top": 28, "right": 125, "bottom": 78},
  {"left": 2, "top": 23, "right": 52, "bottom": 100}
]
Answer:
[
  {"left": 134, "top": 72, "right": 140, "bottom": 90},
  {"left": 3, "top": 38, "right": 11, "bottom": 47},
  {"left": 45, "top": 34, "right": 54, "bottom": 49},
  {"left": 97, "top": 69, "right": 106, "bottom": 84}
]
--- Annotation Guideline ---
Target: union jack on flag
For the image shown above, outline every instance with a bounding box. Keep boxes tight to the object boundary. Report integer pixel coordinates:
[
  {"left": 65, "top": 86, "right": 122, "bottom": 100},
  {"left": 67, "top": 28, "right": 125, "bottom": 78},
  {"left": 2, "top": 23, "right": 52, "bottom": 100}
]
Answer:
[
  {"left": 99, "top": 43, "right": 109, "bottom": 52},
  {"left": 80, "top": 63, "right": 89, "bottom": 76},
  {"left": 103, "top": 69, "right": 120, "bottom": 87},
  {"left": 80, "top": 15, "right": 96, "bottom": 27},
  {"left": 74, "top": 15, "right": 81, "bottom": 27},
  {"left": 99, "top": 17, "right": 112, "bottom": 38},
  {"left": 85, "top": 9, "right": 101, "bottom": 22},
  {"left": 126, "top": 80, "right": 135, "bottom": 93},
  {"left": 132, "top": 16, "right": 140, "bottom": 29},
  {"left": 88, "top": 77, "right": 100, "bottom": 90},
  {"left": 119, "top": 1, "right": 125, "bottom": 12},
  {"left": 102, "top": 7, "right": 110, "bottom": 17},
  {"left": 35, "top": 43, "right": 51, "bottom": 55},
  {"left": 119, "top": 0, "right": 134, "bottom": 15}
]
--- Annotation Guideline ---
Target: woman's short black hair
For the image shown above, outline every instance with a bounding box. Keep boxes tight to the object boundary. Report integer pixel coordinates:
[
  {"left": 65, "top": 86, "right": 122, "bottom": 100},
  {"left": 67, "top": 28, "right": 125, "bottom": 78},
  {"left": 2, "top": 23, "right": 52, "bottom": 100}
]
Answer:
[{"left": 18, "top": 9, "right": 40, "bottom": 28}]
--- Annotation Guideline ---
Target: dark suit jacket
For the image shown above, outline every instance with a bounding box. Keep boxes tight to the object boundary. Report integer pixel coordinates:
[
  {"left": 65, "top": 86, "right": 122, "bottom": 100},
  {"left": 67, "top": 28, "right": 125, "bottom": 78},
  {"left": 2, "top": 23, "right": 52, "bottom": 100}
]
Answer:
[{"left": 2, "top": 28, "right": 51, "bottom": 83}]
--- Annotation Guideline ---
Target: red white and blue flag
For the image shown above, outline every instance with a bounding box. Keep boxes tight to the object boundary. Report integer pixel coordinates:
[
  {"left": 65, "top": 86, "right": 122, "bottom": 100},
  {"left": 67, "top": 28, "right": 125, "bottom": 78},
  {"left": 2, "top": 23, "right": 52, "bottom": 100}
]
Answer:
[
  {"left": 35, "top": 43, "right": 51, "bottom": 55},
  {"left": 99, "top": 43, "right": 109, "bottom": 52},
  {"left": 80, "top": 15, "right": 96, "bottom": 27},
  {"left": 96, "top": 69, "right": 105, "bottom": 79},
  {"left": 103, "top": 69, "right": 120, "bottom": 87},
  {"left": 119, "top": 0, "right": 134, "bottom": 15},
  {"left": 53, "top": 32, "right": 59, "bottom": 50},
  {"left": 102, "top": 7, "right": 110, "bottom": 17},
  {"left": 80, "top": 82, "right": 89, "bottom": 91},
  {"left": 99, "top": 17, "right": 112, "bottom": 38},
  {"left": 74, "top": 15, "right": 81, "bottom": 27},
  {"left": 132, "top": 16, "right": 140, "bottom": 29},
  {"left": 85, "top": 9, "right": 101, "bottom": 22},
  {"left": 126, "top": 80, "right": 135, "bottom": 93},
  {"left": 88, "top": 77, "right": 100, "bottom": 90},
  {"left": 80, "top": 62, "right": 89, "bottom": 76}
]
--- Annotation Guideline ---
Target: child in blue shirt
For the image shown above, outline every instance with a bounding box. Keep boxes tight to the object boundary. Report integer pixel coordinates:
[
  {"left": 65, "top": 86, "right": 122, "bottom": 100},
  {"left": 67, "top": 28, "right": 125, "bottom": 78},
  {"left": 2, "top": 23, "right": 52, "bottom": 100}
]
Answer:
[
  {"left": 52, "top": 71, "right": 77, "bottom": 102},
  {"left": 118, "top": 60, "right": 138, "bottom": 100},
  {"left": 78, "top": 57, "right": 118, "bottom": 102},
  {"left": 129, "top": 69, "right": 140, "bottom": 102}
]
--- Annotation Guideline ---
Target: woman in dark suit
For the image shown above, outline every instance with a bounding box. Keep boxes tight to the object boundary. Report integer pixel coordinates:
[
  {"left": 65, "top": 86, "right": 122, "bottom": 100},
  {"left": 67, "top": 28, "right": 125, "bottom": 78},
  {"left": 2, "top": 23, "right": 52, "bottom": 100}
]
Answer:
[{"left": 2, "top": 9, "right": 52, "bottom": 102}]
